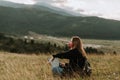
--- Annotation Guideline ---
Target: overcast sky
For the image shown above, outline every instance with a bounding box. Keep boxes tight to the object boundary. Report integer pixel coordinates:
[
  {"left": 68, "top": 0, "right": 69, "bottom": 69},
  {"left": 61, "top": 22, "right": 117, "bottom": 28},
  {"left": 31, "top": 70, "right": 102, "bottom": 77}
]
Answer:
[{"left": 4, "top": 0, "right": 120, "bottom": 21}]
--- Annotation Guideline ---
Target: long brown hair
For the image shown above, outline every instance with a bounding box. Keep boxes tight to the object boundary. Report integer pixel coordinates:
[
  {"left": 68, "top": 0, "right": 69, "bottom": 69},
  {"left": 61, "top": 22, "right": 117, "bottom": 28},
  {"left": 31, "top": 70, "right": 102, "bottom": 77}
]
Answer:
[{"left": 71, "top": 36, "right": 87, "bottom": 58}]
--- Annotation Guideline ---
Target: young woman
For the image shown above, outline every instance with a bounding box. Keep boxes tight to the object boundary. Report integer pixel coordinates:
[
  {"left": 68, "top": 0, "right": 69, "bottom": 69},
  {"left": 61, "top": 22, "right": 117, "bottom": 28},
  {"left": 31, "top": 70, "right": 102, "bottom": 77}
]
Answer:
[{"left": 51, "top": 36, "right": 87, "bottom": 76}]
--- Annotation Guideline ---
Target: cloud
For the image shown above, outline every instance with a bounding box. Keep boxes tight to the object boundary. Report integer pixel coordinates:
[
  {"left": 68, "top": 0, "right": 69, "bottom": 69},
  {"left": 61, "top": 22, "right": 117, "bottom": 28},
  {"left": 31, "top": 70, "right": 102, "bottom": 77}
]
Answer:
[
  {"left": 35, "top": 0, "right": 67, "bottom": 4},
  {"left": 4, "top": 0, "right": 36, "bottom": 4},
  {"left": 67, "top": 0, "right": 120, "bottom": 20}
]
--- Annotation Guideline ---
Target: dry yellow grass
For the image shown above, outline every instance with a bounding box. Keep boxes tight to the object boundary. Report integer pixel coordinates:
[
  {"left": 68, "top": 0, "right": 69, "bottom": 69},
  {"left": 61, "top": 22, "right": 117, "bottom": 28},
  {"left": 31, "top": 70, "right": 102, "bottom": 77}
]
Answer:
[{"left": 0, "top": 52, "right": 120, "bottom": 80}]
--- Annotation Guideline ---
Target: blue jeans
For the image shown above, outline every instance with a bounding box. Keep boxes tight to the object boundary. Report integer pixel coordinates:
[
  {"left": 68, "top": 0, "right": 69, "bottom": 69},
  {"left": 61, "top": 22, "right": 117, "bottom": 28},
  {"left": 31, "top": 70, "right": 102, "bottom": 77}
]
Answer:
[{"left": 52, "top": 66, "right": 63, "bottom": 76}]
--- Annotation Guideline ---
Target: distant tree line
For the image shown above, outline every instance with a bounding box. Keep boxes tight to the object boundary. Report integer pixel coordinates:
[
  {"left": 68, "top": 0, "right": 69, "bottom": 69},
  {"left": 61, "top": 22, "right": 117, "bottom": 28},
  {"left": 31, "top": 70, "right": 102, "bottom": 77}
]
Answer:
[
  {"left": 0, "top": 33, "right": 105, "bottom": 55},
  {"left": 63, "top": 44, "right": 105, "bottom": 55},
  {"left": 85, "top": 47, "right": 104, "bottom": 55},
  {"left": 0, "top": 33, "right": 65, "bottom": 54}
]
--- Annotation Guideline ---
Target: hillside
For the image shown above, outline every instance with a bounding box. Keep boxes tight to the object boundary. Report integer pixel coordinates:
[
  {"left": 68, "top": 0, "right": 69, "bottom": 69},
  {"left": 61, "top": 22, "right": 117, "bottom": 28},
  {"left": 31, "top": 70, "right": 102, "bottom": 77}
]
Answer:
[
  {"left": 35, "top": 2, "right": 83, "bottom": 16},
  {"left": 0, "top": 1, "right": 76, "bottom": 16},
  {"left": 0, "top": 6, "right": 120, "bottom": 39},
  {"left": 0, "top": 0, "right": 26, "bottom": 8}
]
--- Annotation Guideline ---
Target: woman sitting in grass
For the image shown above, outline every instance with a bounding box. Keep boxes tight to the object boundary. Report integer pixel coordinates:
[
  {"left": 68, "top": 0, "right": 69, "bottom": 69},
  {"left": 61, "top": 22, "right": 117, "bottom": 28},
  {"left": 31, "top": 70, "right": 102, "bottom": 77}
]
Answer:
[{"left": 49, "top": 36, "right": 91, "bottom": 77}]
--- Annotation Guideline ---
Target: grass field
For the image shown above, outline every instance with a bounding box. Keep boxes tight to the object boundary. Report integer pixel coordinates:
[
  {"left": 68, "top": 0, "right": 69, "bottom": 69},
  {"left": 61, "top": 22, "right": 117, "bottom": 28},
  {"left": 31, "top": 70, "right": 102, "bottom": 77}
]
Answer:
[{"left": 0, "top": 52, "right": 119, "bottom": 80}]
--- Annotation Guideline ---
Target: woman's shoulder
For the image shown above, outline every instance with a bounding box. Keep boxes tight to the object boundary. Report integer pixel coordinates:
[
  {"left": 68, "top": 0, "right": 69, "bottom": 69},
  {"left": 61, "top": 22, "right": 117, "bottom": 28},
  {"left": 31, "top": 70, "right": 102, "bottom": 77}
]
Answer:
[
  {"left": 69, "top": 48, "right": 81, "bottom": 54},
  {"left": 69, "top": 48, "right": 78, "bottom": 52}
]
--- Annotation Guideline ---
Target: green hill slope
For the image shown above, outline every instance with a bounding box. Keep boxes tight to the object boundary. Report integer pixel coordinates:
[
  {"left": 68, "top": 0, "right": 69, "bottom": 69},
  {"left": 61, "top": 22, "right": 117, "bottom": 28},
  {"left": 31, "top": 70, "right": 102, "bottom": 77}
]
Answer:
[{"left": 0, "top": 6, "right": 120, "bottom": 39}]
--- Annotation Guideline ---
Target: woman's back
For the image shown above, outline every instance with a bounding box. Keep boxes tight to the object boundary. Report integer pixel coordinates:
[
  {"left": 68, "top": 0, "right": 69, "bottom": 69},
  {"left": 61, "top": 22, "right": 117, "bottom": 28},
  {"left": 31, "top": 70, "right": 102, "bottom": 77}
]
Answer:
[
  {"left": 53, "top": 48, "right": 86, "bottom": 71},
  {"left": 68, "top": 48, "right": 86, "bottom": 70}
]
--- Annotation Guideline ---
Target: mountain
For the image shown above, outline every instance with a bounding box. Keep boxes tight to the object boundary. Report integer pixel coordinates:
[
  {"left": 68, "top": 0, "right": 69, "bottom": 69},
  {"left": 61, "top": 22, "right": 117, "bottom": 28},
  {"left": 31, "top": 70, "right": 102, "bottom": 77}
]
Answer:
[
  {"left": 0, "top": 5, "right": 120, "bottom": 40},
  {"left": 0, "top": 1, "right": 82, "bottom": 16},
  {"left": 0, "top": 0, "right": 27, "bottom": 8},
  {"left": 35, "top": 2, "right": 84, "bottom": 16}
]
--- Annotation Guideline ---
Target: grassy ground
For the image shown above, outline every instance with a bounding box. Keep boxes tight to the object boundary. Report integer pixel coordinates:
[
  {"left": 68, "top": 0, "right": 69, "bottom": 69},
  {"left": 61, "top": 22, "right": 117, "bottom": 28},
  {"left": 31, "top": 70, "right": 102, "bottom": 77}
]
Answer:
[{"left": 0, "top": 52, "right": 120, "bottom": 80}]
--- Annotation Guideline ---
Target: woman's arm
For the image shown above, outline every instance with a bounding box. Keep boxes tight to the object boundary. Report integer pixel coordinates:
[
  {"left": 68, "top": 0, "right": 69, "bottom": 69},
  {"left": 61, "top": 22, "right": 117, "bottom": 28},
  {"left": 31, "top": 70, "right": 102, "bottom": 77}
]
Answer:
[{"left": 53, "top": 50, "right": 73, "bottom": 59}]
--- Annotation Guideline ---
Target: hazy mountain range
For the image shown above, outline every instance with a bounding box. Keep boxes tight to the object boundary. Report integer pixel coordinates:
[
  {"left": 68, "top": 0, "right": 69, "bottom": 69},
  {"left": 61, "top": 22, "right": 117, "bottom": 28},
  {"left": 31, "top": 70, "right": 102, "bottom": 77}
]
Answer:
[
  {"left": 0, "top": 0, "right": 82, "bottom": 16},
  {"left": 0, "top": 1, "right": 120, "bottom": 40}
]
